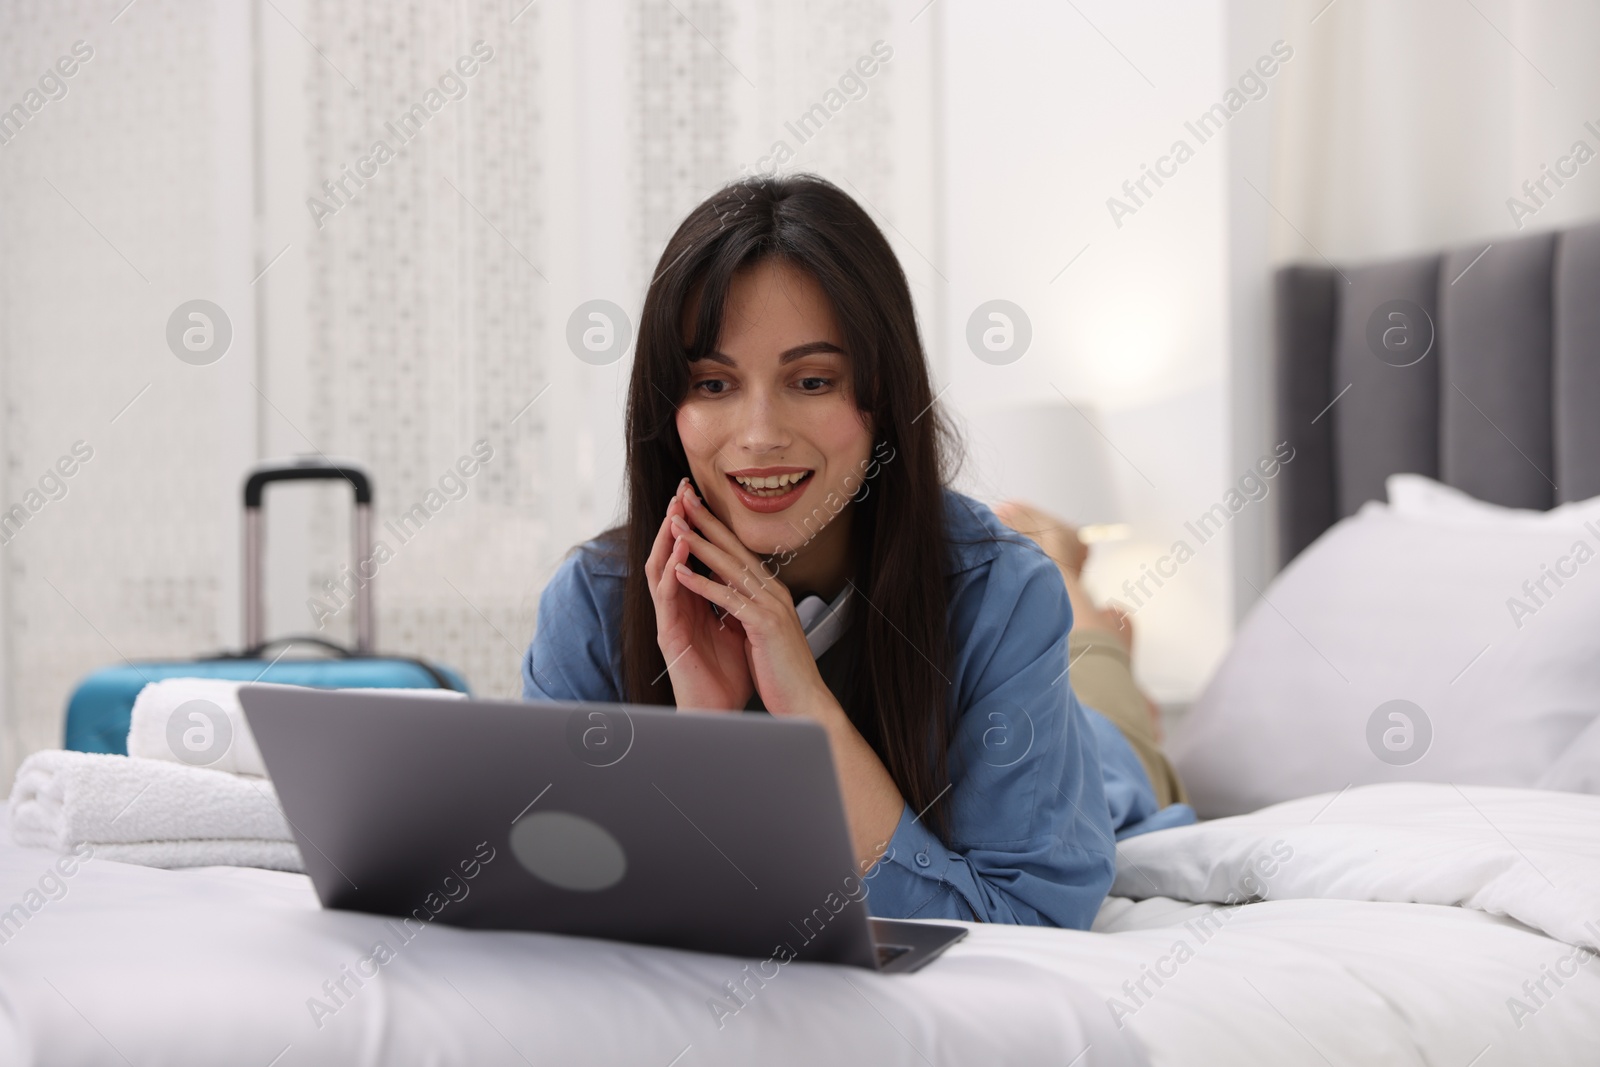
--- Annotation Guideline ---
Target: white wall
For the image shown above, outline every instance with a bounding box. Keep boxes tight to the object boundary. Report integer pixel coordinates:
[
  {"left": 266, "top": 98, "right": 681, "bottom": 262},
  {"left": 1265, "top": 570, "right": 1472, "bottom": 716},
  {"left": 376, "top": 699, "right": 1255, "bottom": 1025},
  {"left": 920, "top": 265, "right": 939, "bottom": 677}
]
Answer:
[{"left": 1226, "top": 0, "right": 1290, "bottom": 617}]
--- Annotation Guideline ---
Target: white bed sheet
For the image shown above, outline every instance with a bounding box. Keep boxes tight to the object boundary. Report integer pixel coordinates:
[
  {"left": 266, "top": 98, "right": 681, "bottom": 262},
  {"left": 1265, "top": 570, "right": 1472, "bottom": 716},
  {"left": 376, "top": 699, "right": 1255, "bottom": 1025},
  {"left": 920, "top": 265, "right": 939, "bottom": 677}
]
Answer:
[
  {"left": 0, "top": 785, "right": 1596, "bottom": 1066},
  {"left": 0, "top": 834, "right": 1140, "bottom": 1067}
]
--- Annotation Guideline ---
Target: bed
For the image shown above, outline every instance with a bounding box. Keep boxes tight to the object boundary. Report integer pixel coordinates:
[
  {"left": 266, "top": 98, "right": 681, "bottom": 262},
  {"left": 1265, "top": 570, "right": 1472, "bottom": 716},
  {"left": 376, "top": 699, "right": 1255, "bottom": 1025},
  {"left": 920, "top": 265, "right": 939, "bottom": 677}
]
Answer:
[
  {"left": 2, "top": 782, "right": 1597, "bottom": 1065},
  {"left": 4, "top": 222, "right": 1600, "bottom": 1065}
]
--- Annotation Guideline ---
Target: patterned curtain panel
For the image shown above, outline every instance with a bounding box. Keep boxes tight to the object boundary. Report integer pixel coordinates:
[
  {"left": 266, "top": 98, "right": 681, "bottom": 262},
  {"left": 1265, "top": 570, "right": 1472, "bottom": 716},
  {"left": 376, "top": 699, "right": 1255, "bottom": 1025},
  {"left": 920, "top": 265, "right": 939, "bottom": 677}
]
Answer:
[{"left": 0, "top": 0, "right": 924, "bottom": 786}]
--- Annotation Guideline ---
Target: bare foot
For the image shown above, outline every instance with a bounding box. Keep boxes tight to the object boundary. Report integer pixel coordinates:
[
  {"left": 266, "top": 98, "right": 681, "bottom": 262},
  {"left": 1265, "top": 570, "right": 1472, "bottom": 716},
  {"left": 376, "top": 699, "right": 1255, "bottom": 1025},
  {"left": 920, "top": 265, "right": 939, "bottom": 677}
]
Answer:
[
  {"left": 996, "top": 498, "right": 1134, "bottom": 654},
  {"left": 993, "top": 500, "right": 1088, "bottom": 577},
  {"left": 998, "top": 500, "right": 1157, "bottom": 741}
]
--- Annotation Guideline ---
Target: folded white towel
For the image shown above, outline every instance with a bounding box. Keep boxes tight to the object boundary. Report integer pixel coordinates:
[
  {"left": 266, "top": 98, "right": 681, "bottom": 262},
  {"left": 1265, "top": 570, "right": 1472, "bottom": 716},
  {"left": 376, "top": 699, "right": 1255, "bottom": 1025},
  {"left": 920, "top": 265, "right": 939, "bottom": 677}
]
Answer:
[
  {"left": 90, "top": 840, "right": 305, "bottom": 871},
  {"left": 9, "top": 750, "right": 302, "bottom": 872},
  {"left": 128, "top": 678, "right": 465, "bottom": 777},
  {"left": 127, "top": 678, "right": 270, "bottom": 776}
]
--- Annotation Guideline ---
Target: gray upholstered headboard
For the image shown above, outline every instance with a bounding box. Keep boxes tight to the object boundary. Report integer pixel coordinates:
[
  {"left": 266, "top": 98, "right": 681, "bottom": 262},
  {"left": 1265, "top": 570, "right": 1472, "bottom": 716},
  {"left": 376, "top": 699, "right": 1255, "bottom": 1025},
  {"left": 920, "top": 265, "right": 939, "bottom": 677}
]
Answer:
[{"left": 1274, "top": 220, "right": 1600, "bottom": 568}]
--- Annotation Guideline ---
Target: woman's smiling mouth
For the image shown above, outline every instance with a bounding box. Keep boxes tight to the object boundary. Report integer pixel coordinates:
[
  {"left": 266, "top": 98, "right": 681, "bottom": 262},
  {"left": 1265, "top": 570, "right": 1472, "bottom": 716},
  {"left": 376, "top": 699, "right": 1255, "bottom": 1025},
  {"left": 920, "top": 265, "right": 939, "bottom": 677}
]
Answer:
[{"left": 726, "top": 467, "right": 813, "bottom": 513}]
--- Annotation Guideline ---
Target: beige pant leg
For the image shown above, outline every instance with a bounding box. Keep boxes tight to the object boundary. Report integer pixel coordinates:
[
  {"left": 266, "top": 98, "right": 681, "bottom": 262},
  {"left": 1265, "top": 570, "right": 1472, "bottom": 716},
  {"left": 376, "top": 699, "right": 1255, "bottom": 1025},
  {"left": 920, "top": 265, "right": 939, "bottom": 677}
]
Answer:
[{"left": 1067, "top": 628, "right": 1189, "bottom": 808}]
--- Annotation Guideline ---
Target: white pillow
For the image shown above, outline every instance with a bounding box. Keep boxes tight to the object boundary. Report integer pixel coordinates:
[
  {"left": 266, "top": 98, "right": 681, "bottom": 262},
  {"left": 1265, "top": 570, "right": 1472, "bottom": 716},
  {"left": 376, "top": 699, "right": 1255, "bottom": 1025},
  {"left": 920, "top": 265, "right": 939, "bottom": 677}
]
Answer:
[
  {"left": 1171, "top": 500, "right": 1600, "bottom": 817},
  {"left": 1387, "top": 473, "right": 1600, "bottom": 526}
]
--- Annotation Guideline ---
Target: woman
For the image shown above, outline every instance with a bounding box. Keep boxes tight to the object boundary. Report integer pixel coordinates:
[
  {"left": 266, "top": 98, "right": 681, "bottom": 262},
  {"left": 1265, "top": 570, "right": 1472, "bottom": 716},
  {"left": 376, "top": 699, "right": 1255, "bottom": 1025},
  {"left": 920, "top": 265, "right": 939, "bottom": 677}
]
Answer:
[{"left": 521, "top": 174, "right": 1192, "bottom": 929}]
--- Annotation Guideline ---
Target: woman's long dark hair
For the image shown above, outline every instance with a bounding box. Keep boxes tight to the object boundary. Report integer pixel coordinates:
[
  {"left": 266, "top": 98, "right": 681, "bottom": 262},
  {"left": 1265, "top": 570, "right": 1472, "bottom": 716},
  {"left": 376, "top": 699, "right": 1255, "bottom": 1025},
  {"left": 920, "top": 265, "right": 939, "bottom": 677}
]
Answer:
[{"left": 612, "top": 173, "right": 960, "bottom": 840}]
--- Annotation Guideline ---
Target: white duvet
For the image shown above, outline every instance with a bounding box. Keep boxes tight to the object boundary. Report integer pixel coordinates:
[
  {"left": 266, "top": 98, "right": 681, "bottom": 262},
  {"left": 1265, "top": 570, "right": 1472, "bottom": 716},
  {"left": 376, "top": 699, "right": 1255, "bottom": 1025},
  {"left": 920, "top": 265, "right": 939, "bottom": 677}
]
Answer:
[
  {"left": 0, "top": 784, "right": 1595, "bottom": 1066},
  {"left": 1112, "top": 782, "right": 1600, "bottom": 950}
]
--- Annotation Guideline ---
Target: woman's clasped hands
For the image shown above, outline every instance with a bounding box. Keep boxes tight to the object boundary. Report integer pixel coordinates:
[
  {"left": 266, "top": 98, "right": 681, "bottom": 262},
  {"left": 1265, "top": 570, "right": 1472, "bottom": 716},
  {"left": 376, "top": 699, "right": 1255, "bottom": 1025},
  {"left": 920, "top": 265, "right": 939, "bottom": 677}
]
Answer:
[{"left": 643, "top": 478, "right": 836, "bottom": 721}]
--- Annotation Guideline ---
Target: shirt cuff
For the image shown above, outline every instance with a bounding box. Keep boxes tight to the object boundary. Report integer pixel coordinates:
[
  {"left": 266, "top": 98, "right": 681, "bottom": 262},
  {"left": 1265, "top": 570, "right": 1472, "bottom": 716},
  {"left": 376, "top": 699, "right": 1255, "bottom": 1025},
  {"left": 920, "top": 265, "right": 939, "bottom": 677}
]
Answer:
[
  {"left": 859, "top": 801, "right": 980, "bottom": 921},
  {"left": 882, "top": 800, "right": 952, "bottom": 881}
]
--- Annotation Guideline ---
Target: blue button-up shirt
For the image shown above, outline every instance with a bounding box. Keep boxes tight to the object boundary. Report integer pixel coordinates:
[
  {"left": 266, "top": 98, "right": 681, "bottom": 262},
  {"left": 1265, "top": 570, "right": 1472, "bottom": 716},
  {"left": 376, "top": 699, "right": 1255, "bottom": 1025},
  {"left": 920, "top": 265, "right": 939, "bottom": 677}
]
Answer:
[{"left": 521, "top": 488, "right": 1192, "bottom": 929}]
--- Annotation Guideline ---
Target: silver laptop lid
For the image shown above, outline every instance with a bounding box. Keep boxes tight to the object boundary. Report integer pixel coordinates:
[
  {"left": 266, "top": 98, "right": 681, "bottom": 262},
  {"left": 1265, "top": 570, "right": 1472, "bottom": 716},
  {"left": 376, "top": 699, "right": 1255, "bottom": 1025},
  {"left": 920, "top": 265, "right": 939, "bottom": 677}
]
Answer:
[{"left": 239, "top": 685, "right": 882, "bottom": 967}]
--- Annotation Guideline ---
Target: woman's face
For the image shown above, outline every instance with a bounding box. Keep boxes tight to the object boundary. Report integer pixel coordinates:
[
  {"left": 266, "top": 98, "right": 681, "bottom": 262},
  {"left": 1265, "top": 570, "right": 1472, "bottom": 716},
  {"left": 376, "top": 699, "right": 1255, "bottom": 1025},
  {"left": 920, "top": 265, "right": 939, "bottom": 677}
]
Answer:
[{"left": 676, "top": 258, "right": 873, "bottom": 559}]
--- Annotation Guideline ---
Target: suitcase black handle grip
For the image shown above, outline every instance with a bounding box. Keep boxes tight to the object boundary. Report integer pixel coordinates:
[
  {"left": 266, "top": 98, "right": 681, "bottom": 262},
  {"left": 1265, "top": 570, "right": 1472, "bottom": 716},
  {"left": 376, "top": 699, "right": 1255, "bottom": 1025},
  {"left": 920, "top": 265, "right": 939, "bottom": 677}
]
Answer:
[
  {"left": 227, "top": 635, "right": 356, "bottom": 660},
  {"left": 245, "top": 464, "right": 372, "bottom": 508},
  {"left": 210, "top": 634, "right": 464, "bottom": 691},
  {"left": 243, "top": 459, "right": 374, "bottom": 654}
]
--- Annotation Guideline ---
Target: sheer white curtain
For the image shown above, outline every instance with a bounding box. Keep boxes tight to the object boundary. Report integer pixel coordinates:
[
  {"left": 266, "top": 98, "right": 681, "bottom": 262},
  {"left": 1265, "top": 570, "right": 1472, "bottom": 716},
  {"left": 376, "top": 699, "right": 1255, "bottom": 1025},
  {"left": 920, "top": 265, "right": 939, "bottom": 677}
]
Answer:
[{"left": 1269, "top": 0, "right": 1600, "bottom": 261}]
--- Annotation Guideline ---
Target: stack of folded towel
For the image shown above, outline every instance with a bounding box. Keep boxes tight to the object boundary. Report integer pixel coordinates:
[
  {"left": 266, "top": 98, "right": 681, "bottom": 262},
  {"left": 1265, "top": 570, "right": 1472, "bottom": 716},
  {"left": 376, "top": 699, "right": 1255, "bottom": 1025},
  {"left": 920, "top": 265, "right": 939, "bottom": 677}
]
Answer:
[
  {"left": 10, "top": 749, "right": 301, "bottom": 871},
  {"left": 9, "top": 680, "right": 465, "bottom": 873}
]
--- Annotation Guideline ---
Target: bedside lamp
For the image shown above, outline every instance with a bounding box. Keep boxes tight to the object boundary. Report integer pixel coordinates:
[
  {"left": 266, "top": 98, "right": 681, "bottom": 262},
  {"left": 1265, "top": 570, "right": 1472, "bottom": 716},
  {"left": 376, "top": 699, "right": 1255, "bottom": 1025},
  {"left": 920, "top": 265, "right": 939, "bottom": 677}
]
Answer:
[{"left": 965, "top": 400, "right": 1128, "bottom": 542}]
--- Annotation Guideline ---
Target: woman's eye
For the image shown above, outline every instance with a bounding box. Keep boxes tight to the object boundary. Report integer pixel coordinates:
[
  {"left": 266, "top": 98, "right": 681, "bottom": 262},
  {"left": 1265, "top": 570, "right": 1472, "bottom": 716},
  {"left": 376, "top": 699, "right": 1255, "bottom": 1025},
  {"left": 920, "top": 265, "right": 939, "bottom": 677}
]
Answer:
[
  {"left": 797, "top": 377, "right": 832, "bottom": 392},
  {"left": 693, "top": 379, "right": 728, "bottom": 396}
]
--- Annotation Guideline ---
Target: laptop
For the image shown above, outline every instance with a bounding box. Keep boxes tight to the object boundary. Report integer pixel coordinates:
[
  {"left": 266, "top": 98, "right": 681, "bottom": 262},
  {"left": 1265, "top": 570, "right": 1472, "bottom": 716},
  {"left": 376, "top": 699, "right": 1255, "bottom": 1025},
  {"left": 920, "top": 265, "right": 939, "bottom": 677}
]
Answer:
[{"left": 238, "top": 685, "right": 967, "bottom": 973}]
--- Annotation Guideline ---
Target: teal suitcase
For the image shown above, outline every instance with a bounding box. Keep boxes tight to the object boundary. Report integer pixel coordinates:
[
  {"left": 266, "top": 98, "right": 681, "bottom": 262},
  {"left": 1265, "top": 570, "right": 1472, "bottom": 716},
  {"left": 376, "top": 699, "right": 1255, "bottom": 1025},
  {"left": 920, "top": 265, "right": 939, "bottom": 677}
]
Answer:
[{"left": 63, "top": 459, "right": 469, "bottom": 754}]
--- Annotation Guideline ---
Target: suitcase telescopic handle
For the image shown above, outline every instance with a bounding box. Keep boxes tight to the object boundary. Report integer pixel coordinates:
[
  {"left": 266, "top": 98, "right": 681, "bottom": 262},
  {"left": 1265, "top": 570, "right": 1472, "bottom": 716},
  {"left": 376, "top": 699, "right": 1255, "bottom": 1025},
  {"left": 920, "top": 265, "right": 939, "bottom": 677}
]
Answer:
[{"left": 242, "top": 459, "right": 374, "bottom": 654}]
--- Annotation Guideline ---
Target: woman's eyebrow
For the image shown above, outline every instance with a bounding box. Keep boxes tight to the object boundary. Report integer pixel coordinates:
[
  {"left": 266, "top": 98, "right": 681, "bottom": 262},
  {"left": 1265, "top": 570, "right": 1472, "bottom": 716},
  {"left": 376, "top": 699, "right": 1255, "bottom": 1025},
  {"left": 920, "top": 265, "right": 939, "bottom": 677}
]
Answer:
[{"left": 700, "top": 341, "right": 846, "bottom": 366}]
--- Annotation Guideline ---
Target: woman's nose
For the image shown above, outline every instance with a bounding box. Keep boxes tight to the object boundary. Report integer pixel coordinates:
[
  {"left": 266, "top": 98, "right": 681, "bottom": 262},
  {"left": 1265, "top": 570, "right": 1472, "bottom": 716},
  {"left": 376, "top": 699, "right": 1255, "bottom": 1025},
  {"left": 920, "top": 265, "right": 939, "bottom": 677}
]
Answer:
[{"left": 733, "top": 388, "right": 790, "bottom": 452}]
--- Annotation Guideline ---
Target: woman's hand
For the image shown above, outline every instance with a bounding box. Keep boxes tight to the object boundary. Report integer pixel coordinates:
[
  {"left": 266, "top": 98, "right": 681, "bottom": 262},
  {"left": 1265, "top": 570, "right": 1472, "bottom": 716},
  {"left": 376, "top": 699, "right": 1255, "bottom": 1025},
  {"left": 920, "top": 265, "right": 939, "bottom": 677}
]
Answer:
[
  {"left": 668, "top": 484, "right": 904, "bottom": 871},
  {"left": 643, "top": 479, "right": 754, "bottom": 712},
  {"left": 668, "top": 484, "right": 837, "bottom": 722}
]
